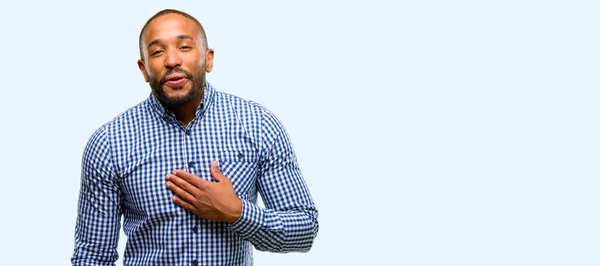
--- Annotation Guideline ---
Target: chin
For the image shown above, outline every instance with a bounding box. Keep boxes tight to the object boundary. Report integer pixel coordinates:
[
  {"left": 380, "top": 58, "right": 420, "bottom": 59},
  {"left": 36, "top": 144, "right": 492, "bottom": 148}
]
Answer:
[{"left": 165, "top": 88, "right": 190, "bottom": 96}]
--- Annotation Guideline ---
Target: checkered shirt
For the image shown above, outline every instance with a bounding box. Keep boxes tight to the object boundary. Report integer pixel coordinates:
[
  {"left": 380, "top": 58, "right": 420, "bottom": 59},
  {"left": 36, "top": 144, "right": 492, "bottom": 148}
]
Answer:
[{"left": 71, "top": 82, "right": 319, "bottom": 265}]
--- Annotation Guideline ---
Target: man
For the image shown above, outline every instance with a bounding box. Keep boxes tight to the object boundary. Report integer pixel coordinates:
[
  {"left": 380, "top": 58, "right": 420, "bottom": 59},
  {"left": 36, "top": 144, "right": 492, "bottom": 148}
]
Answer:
[{"left": 72, "top": 9, "right": 318, "bottom": 266}]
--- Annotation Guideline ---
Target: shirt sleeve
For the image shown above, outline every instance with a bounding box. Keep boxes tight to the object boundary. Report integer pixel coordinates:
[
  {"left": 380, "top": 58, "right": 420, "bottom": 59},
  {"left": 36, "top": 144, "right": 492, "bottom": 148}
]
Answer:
[
  {"left": 71, "top": 127, "right": 122, "bottom": 265},
  {"left": 228, "top": 110, "right": 319, "bottom": 252}
]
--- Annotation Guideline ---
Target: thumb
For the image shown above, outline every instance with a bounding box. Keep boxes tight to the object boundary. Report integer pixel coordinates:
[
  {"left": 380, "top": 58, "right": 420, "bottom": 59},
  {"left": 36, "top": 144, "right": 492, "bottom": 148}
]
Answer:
[{"left": 210, "top": 160, "right": 227, "bottom": 183}]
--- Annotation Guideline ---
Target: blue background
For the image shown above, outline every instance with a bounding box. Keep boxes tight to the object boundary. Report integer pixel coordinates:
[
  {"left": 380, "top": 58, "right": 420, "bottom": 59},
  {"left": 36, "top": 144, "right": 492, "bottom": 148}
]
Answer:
[{"left": 0, "top": 0, "right": 598, "bottom": 265}]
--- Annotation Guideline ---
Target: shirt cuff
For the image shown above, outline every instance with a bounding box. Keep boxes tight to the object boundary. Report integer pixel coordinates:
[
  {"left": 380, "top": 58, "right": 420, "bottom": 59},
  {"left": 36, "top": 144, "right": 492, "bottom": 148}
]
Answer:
[{"left": 228, "top": 199, "right": 264, "bottom": 238}]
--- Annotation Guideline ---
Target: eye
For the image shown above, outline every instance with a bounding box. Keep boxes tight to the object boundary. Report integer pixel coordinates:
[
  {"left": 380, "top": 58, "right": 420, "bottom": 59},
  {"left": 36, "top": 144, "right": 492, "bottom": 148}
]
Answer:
[
  {"left": 180, "top": 46, "right": 192, "bottom": 50},
  {"left": 151, "top": 50, "right": 163, "bottom": 56}
]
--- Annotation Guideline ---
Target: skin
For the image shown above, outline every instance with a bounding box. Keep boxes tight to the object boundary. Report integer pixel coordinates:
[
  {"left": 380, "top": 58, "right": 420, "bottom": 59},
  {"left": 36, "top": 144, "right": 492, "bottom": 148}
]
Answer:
[
  {"left": 166, "top": 161, "right": 242, "bottom": 223},
  {"left": 137, "top": 13, "right": 214, "bottom": 127},
  {"left": 137, "top": 13, "right": 242, "bottom": 223}
]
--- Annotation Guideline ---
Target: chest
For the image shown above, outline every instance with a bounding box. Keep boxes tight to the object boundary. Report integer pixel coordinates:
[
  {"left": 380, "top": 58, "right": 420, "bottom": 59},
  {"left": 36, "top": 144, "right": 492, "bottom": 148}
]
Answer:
[{"left": 114, "top": 116, "right": 260, "bottom": 215}]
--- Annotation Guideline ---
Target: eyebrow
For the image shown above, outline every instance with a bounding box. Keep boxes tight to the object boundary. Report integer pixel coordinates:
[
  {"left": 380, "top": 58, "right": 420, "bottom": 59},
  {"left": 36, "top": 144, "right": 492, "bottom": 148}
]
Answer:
[{"left": 147, "top": 35, "right": 194, "bottom": 50}]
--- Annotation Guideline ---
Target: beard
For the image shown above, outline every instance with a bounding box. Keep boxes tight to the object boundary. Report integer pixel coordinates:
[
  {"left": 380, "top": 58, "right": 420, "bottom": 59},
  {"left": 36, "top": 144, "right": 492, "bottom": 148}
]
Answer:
[{"left": 149, "top": 63, "right": 206, "bottom": 110}]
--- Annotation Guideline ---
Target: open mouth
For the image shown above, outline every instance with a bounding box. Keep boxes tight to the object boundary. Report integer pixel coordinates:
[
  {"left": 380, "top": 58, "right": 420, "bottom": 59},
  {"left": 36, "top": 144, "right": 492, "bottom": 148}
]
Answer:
[{"left": 164, "top": 74, "right": 188, "bottom": 87}]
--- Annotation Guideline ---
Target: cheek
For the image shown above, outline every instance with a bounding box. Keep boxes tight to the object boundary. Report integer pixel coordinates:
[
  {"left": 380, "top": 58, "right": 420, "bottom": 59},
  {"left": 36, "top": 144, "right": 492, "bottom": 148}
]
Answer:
[
  {"left": 146, "top": 64, "right": 164, "bottom": 79},
  {"left": 185, "top": 53, "right": 205, "bottom": 70},
  {"left": 191, "top": 60, "right": 206, "bottom": 74}
]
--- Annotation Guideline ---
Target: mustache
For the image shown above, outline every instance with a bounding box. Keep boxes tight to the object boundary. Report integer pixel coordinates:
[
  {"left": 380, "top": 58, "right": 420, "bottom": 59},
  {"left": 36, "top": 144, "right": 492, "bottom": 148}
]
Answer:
[{"left": 159, "top": 68, "right": 193, "bottom": 84}]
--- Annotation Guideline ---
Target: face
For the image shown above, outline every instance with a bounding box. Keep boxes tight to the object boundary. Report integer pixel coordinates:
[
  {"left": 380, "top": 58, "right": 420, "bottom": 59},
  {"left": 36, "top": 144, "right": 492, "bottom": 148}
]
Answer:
[{"left": 138, "top": 14, "right": 214, "bottom": 109}]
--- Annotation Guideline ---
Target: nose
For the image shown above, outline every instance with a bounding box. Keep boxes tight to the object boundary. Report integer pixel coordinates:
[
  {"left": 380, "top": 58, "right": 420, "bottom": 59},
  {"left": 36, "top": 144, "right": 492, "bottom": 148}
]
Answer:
[{"left": 164, "top": 49, "right": 181, "bottom": 69}]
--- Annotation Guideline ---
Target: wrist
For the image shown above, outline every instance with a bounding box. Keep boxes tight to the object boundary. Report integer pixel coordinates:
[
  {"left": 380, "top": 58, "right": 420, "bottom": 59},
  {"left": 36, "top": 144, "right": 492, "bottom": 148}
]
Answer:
[{"left": 226, "top": 198, "right": 243, "bottom": 223}]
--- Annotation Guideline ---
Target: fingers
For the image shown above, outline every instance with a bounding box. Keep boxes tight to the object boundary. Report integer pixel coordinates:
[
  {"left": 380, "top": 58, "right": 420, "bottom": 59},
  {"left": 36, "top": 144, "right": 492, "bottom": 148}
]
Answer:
[
  {"left": 171, "top": 195, "right": 195, "bottom": 212},
  {"left": 172, "top": 170, "right": 206, "bottom": 188},
  {"left": 166, "top": 176, "right": 196, "bottom": 203},
  {"left": 210, "top": 160, "right": 227, "bottom": 183},
  {"left": 170, "top": 161, "right": 229, "bottom": 186}
]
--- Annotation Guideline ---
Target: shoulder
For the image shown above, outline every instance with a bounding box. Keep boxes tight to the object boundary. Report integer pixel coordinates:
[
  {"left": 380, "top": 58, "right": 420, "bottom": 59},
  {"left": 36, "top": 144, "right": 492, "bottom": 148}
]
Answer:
[
  {"left": 213, "top": 90, "right": 287, "bottom": 131},
  {"left": 103, "top": 100, "right": 150, "bottom": 134},
  {"left": 214, "top": 90, "right": 265, "bottom": 117},
  {"left": 84, "top": 100, "right": 149, "bottom": 154}
]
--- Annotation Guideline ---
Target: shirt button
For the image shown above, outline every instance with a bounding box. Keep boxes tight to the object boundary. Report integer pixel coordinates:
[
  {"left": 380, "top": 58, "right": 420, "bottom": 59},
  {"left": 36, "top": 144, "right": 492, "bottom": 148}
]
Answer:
[
  {"left": 185, "top": 129, "right": 191, "bottom": 135},
  {"left": 192, "top": 259, "right": 198, "bottom": 266},
  {"left": 192, "top": 225, "right": 198, "bottom": 233},
  {"left": 188, "top": 161, "right": 195, "bottom": 168}
]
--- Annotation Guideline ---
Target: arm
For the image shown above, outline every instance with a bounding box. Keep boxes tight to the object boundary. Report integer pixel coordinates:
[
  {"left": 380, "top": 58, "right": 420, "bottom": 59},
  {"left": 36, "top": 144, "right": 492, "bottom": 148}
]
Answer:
[
  {"left": 71, "top": 127, "right": 122, "bottom": 265},
  {"left": 165, "top": 110, "right": 319, "bottom": 252},
  {"left": 227, "top": 110, "right": 319, "bottom": 252}
]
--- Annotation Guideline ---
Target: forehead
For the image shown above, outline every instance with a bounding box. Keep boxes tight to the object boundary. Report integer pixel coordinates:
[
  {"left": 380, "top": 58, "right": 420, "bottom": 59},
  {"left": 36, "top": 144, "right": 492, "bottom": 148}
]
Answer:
[{"left": 143, "top": 13, "right": 199, "bottom": 44}]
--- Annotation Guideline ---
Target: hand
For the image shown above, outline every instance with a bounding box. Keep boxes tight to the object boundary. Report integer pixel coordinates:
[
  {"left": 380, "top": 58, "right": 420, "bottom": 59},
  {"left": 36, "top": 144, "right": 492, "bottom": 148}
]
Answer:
[{"left": 165, "top": 160, "right": 242, "bottom": 223}]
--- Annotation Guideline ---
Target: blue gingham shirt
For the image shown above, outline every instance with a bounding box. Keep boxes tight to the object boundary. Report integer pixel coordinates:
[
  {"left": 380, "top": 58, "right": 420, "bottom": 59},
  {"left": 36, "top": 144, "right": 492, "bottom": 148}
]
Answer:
[{"left": 72, "top": 82, "right": 319, "bottom": 265}]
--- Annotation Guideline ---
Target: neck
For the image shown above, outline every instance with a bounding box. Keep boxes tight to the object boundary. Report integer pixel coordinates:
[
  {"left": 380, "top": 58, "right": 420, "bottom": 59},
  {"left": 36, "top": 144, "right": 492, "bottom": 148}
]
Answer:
[{"left": 172, "top": 91, "right": 204, "bottom": 127}]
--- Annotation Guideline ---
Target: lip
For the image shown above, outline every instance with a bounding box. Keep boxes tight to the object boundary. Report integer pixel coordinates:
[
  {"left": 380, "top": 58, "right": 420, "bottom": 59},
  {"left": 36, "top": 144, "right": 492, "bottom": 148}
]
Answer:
[
  {"left": 166, "top": 73, "right": 187, "bottom": 80},
  {"left": 164, "top": 73, "right": 189, "bottom": 87},
  {"left": 165, "top": 78, "right": 188, "bottom": 87}
]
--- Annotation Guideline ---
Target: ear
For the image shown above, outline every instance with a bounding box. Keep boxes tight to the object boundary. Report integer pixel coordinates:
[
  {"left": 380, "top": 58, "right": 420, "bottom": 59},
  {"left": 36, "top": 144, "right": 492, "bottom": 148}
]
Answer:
[
  {"left": 205, "top": 48, "right": 215, "bottom": 73},
  {"left": 137, "top": 59, "right": 149, "bottom": 82}
]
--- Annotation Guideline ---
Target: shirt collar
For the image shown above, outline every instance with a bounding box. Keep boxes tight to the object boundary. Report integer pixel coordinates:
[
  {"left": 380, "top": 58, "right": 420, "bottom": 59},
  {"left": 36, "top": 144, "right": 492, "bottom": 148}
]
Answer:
[{"left": 148, "top": 81, "right": 216, "bottom": 120}]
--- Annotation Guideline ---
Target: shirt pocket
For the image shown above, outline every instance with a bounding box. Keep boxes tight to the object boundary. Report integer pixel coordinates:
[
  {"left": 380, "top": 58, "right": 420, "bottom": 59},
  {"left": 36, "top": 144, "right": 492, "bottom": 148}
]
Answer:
[{"left": 217, "top": 149, "right": 259, "bottom": 200}]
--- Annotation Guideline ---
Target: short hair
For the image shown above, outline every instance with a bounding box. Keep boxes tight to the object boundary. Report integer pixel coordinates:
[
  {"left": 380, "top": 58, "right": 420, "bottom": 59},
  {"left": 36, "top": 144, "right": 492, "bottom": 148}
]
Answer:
[{"left": 138, "top": 9, "right": 208, "bottom": 60}]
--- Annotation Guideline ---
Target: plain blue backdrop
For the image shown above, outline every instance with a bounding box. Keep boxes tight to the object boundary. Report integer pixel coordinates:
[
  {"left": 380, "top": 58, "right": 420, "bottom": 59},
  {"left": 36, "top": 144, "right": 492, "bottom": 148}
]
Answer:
[{"left": 0, "top": 0, "right": 598, "bottom": 265}]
